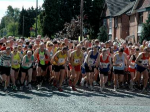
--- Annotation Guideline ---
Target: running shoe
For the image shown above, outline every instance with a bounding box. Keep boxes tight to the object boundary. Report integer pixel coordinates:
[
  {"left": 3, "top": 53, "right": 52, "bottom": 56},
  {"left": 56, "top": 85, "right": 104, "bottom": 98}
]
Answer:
[
  {"left": 28, "top": 84, "right": 32, "bottom": 90},
  {"left": 72, "top": 86, "right": 77, "bottom": 91},
  {"left": 68, "top": 80, "right": 72, "bottom": 86},
  {"left": 58, "top": 87, "right": 63, "bottom": 92},
  {"left": 37, "top": 84, "right": 41, "bottom": 90},
  {"left": 12, "top": 85, "right": 18, "bottom": 91},
  {"left": 89, "top": 85, "right": 94, "bottom": 91},
  {"left": 20, "top": 86, "right": 23, "bottom": 91}
]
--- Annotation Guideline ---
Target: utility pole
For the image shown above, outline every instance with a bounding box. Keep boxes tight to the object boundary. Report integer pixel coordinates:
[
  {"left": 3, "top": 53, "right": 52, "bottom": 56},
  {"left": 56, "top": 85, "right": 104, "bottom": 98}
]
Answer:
[
  {"left": 35, "top": 0, "right": 38, "bottom": 37},
  {"left": 23, "top": 15, "right": 24, "bottom": 37},
  {"left": 80, "top": 0, "right": 84, "bottom": 41}
]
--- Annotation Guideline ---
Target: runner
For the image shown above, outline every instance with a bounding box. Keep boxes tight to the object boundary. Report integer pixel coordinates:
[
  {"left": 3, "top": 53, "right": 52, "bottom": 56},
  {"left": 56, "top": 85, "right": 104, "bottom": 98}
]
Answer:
[
  {"left": 20, "top": 51, "right": 34, "bottom": 90},
  {"left": 34, "top": 43, "right": 50, "bottom": 90},
  {"left": 135, "top": 45, "right": 150, "bottom": 93},
  {"left": 51, "top": 46, "right": 69, "bottom": 92},
  {"left": 113, "top": 47, "right": 129, "bottom": 91},
  {"left": 99, "top": 48, "right": 111, "bottom": 92},
  {"left": 84, "top": 45, "right": 100, "bottom": 90},
  {"left": 0, "top": 47, "right": 12, "bottom": 92},
  {"left": 69, "top": 44, "right": 83, "bottom": 91},
  {"left": 11, "top": 46, "right": 23, "bottom": 90}
]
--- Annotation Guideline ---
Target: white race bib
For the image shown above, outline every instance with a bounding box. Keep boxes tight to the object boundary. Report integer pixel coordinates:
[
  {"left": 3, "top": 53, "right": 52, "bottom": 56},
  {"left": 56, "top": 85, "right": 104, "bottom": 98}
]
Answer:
[
  {"left": 142, "top": 60, "right": 148, "bottom": 66},
  {"left": 3, "top": 60, "right": 11, "bottom": 67},
  {"left": 39, "top": 55, "right": 45, "bottom": 60},
  {"left": 13, "top": 60, "right": 18, "bottom": 65},
  {"left": 58, "top": 58, "right": 65, "bottom": 64},
  {"left": 101, "top": 63, "right": 109, "bottom": 68},
  {"left": 88, "top": 59, "right": 95, "bottom": 65},
  {"left": 74, "top": 59, "right": 80, "bottom": 64},
  {"left": 26, "top": 63, "right": 32, "bottom": 67}
]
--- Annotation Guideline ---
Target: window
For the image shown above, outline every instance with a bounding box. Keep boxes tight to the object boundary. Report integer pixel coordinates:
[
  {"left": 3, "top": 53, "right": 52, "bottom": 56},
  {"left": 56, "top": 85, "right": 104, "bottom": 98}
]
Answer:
[
  {"left": 148, "top": 11, "right": 150, "bottom": 17},
  {"left": 109, "top": 18, "right": 112, "bottom": 40},
  {"left": 103, "top": 19, "right": 107, "bottom": 26},
  {"left": 115, "top": 17, "right": 118, "bottom": 28},
  {"left": 138, "top": 12, "right": 143, "bottom": 24},
  {"left": 109, "top": 18, "right": 112, "bottom": 28}
]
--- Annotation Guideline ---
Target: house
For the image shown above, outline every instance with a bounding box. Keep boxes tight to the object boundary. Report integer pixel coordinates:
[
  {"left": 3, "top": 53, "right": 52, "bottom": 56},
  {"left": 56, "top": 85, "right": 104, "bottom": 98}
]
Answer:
[{"left": 103, "top": 0, "right": 150, "bottom": 43}]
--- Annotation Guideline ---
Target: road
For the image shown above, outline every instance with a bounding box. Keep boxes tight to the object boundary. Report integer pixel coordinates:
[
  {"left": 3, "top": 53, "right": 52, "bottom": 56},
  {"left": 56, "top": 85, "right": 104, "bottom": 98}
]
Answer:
[{"left": 0, "top": 85, "right": 150, "bottom": 112}]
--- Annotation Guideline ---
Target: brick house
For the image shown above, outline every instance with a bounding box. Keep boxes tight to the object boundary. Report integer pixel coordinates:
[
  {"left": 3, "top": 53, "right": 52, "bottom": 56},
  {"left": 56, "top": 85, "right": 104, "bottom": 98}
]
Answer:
[{"left": 103, "top": 0, "right": 150, "bottom": 43}]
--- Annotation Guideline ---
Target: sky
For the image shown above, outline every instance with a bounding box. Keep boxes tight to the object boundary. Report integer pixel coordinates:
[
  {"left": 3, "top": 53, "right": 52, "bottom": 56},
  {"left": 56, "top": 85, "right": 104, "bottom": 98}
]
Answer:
[{"left": 0, "top": 0, "right": 44, "bottom": 20}]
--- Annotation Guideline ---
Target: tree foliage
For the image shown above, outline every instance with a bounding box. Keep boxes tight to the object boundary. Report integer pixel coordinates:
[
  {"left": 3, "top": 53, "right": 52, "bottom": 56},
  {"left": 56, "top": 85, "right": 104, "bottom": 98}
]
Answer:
[
  {"left": 18, "top": 7, "right": 41, "bottom": 37},
  {"left": 0, "top": 5, "right": 20, "bottom": 37},
  {"left": 41, "top": 0, "right": 104, "bottom": 38},
  {"left": 141, "top": 15, "right": 150, "bottom": 42},
  {"left": 97, "top": 26, "right": 108, "bottom": 42}
]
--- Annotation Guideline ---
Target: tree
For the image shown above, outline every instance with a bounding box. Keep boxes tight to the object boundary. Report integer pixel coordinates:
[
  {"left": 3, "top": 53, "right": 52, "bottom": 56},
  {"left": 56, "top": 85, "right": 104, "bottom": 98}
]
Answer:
[
  {"left": 42, "top": 0, "right": 62, "bottom": 37},
  {"left": 141, "top": 15, "right": 150, "bottom": 42},
  {"left": 97, "top": 26, "right": 108, "bottom": 42},
  {"left": 18, "top": 7, "right": 40, "bottom": 37},
  {"left": 0, "top": 6, "right": 20, "bottom": 37}
]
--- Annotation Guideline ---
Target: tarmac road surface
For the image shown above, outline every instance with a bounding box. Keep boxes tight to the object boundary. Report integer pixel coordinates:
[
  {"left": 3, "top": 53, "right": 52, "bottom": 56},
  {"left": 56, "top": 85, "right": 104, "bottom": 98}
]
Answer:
[{"left": 0, "top": 85, "right": 150, "bottom": 112}]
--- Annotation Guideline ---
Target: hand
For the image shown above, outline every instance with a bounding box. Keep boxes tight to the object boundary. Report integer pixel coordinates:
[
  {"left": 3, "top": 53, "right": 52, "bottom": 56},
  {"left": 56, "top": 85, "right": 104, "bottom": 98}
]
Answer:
[
  {"left": 89, "top": 66, "right": 92, "bottom": 70},
  {"left": 108, "top": 70, "right": 111, "bottom": 74},
  {"left": 119, "top": 63, "right": 123, "bottom": 67},
  {"left": 100, "top": 65, "right": 103, "bottom": 69},
  {"left": 143, "top": 65, "right": 148, "bottom": 69}
]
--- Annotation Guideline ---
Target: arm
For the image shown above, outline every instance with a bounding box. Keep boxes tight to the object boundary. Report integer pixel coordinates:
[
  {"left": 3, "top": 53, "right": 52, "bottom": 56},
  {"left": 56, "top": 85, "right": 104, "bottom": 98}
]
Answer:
[
  {"left": 80, "top": 53, "right": 84, "bottom": 65},
  {"left": 51, "top": 51, "right": 60, "bottom": 64},
  {"left": 135, "top": 53, "right": 145, "bottom": 68},
  {"left": 124, "top": 53, "right": 129, "bottom": 68},
  {"left": 95, "top": 53, "right": 100, "bottom": 67},
  {"left": 113, "top": 54, "right": 120, "bottom": 66},
  {"left": 0, "top": 51, "right": 4, "bottom": 56},
  {"left": 33, "top": 48, "right": 39, "bottom": 61},
  {"left": 22, "top": 56, "right": 26, "bottom": 66},
  {"left": 109, "top": 56, "right": 112, "bottom": 70},
  {"left": 45, "top": 49, "right": 50, "bottom": 61},
  {"left": 87, "top": 51, "right": 92, "bottom": 67},
  {"left": 70, "top": 51, "right": 74, "bottom": 67}
]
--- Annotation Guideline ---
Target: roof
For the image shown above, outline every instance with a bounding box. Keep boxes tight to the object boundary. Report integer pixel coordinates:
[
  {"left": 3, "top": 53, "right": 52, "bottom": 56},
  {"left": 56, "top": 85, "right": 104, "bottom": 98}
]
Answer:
[
  {"left": 136, "top": 0, "right": 150, "bottom": 10},
  {"left": 115, "top": 1, "right": 136, "bottom": 16},
  {"left": 105, "top": 0, "right": 132, "bottom": 17}
]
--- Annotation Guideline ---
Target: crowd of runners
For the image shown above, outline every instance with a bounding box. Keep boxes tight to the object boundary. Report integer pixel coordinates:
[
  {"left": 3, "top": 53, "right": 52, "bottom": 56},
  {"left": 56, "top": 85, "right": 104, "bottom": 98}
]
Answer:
[{"left": 0, "top": 35, "right": 150, "bottom": 94}]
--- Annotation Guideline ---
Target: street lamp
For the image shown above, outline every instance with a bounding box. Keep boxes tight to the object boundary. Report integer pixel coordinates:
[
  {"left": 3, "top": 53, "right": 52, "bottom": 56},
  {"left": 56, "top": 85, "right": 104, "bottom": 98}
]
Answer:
[
  {"left": 35, "top": 0, "right": 38, "bottom": 37},
  {"left": 80, "top": 0, "right": 84, "bottom": 41}
]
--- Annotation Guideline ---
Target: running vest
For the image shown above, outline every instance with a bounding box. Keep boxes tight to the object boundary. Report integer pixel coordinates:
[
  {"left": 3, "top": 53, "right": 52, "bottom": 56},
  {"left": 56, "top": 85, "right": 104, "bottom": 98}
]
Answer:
[
  {"left": 12, "top": 52, "right": 21, "bottom": 69},
  {"left": 73, "top": 52, "right": 82, "bottom": 66},
  {"left": 0, "top": 53, "right": 11, "bottom": 67},
  {"left": 37, "top": 49, "right": 48, "bottom": 65},
  {"left": 129, "top": 55, "right": 136, "bottom": 69},
  {"left": 113, "top": 53, "right": 125, "bottom": 70},
  {"left": 88, "top": 51, "right": 98, "bottom": 66},
  {"left": 54, "top": 52, "right": 67, "bottom": 65},
  {"left": 22, "top": 55, "right": 34, "bottom": 69},
  {"left": 140, "top": 53, "right": 149, "bottom": 66},
  {"left": 100, "top": 55, "right": 110, "bottom": 72}
]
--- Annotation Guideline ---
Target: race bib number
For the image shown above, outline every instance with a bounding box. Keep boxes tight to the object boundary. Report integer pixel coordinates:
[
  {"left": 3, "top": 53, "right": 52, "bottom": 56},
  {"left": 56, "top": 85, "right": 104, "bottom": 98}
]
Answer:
[
  {"left": 142, "top": 60, "right": 148, "bottom": 66},
  {"left": 74, "top": 59, "right": 80, "bottom": 64},
  {"left": 26, "top": 63, "right": 32, "bottom": 67},
  {"left": 129, "top": 62, "right": 135, "bottom": 69},
  {"left": 13, "top": 60, "right": 18, "bottom": 64},
  {"left": 58, "top": 58, "right": 65, "bottom": 64},
  {"left": 88, "top": 59, "right": 95, "bottom": 65},
  {"left": 39, "top": 55, "right": 45, "bottom": 60},
  {"left": 101, "top": 63, "right": 109, "bottom": 68},
  {"left": 3, "top": 60, "right": 11, "bottom": 67}
]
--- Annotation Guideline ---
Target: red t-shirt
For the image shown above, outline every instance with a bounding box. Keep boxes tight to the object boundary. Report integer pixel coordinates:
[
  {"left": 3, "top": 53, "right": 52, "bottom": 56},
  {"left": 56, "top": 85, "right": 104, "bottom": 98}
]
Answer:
[
  {"left": 124, "top": 47, "right": 129, "bottom": 56},
  {"left": 1, "top": 47, "right": 13, "bottom": 51}
]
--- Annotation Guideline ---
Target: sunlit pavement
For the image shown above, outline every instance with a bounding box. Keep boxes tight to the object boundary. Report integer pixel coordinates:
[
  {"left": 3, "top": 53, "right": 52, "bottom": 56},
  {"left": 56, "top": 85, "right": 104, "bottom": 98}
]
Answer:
[{"left": 0, "top": 85, "right": 150, "bottom": 112}]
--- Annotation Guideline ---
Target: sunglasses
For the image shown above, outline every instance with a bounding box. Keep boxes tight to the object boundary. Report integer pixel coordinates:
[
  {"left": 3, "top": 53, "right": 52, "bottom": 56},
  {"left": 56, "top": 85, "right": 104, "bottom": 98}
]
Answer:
[{"left": 136, "top": 49, "right": 139, "bottom": 51}]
